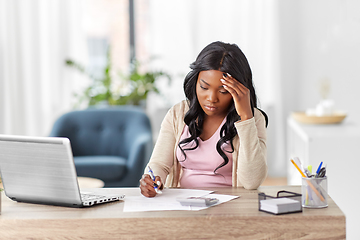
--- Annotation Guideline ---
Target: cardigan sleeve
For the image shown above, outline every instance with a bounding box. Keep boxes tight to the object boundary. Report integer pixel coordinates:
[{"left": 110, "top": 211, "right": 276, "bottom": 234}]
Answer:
[
  {"left": 234, "top": 108, "right": 267, "bottom": 189},
  {"left": 144, "top": 103, "right": 183, "bottom": 184}
]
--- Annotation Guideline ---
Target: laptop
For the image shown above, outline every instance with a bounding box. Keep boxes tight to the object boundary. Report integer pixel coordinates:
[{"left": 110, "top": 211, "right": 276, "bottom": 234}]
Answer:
[{"left": 0, "top": 134, "right": 125, "bottom": 207}]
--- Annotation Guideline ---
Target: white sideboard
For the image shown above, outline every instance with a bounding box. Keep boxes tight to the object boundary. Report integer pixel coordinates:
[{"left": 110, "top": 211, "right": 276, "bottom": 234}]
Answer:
[{"left": 287, "top": 116, "right": 360, "bottom": 239}]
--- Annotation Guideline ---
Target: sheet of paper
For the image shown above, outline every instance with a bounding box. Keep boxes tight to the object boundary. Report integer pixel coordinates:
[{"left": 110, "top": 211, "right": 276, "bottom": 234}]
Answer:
[
  {"left": 123, "top": 188, "right": 239, "bottom": 212},
  {"left": 123, "top": 188, "right": 213, "bottom": 212}
]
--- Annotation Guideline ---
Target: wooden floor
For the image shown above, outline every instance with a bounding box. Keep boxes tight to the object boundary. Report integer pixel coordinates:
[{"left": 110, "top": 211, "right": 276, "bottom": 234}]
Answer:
[{"left": 262, "top": 177, "right": 287, "bottom": 186}]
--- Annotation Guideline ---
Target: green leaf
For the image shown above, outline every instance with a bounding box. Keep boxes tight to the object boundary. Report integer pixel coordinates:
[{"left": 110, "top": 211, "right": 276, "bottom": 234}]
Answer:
[{"left": 65, "top": 48, "right": 172, "bottom": 107}]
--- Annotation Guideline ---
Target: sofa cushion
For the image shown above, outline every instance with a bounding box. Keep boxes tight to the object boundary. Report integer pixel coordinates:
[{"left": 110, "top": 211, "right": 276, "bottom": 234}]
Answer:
[{"left": 74, "top": 156, "right": 127, "bottom": 182}]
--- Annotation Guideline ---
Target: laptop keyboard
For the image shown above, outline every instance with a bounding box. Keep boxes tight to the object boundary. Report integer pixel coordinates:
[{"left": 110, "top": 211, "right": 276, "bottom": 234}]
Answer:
[
  {"left": 80, "top": 193, "right": 124, "bottom": 206},
  {"left": 81, "top": 193, "right": 106, "bottom": 201}
]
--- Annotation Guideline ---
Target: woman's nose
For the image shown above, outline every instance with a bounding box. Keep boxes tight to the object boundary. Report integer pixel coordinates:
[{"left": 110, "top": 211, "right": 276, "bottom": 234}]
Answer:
[{"left": 207, "top": 90, "right": 218, "bottom": 103}]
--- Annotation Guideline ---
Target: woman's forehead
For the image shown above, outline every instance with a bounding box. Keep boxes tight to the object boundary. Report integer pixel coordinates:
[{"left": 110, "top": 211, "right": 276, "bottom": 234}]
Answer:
[{"left": 198, "top": 70, "right": 224, "bottom": 86}]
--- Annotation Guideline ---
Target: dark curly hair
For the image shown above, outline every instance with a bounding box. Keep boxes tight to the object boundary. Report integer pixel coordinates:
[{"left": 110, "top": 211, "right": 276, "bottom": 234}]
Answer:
[{"left": 179, "top": 41, "right": 267, "bottom": 173}]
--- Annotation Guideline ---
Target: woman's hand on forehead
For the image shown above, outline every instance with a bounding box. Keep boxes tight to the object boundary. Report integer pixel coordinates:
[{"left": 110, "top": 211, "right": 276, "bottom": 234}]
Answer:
[{"left": 221, "top": 73, "right": 253, "bottom": 121}]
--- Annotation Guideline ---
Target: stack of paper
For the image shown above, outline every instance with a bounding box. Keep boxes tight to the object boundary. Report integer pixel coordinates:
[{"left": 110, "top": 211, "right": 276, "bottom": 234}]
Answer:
[{"left": 260, "top": 197, "right": 301, "bottom": 214}]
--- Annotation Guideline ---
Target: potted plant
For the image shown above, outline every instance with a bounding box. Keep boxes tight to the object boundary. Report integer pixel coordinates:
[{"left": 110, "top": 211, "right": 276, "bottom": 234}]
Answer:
[{"left": 65, "top": 49, "right": 171, "bottom": 108}]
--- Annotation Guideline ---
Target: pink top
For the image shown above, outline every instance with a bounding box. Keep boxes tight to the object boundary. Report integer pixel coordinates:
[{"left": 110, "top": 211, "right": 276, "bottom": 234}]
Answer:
[{"left": 176, "top": 118, "right": 233, "bottom": 188}]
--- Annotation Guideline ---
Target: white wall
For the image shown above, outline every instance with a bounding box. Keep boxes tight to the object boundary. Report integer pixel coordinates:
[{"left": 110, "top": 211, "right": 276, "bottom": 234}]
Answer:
[{"left": 279, "top": 0, "right": 360, "bottom": 122}]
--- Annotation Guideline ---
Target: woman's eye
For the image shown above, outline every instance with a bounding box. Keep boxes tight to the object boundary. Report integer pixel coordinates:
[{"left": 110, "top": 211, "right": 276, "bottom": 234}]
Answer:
[
  {"left": 200, "top": 85, "right": 208, "bottom": 90},
  {"left": 220, "top": 90, "right": 229, "bottom": 94}
]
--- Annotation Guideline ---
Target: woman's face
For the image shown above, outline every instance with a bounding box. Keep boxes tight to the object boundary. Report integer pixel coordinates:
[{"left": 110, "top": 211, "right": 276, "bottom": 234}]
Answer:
[{"left": 196, "top": 70, "right": 233, "bottom": 118}]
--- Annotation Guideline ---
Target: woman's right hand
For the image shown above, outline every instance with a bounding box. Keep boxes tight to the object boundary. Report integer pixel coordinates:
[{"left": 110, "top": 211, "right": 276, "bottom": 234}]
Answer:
[{"left": 139, "top": 174, "right": 163, "bottom": 198}]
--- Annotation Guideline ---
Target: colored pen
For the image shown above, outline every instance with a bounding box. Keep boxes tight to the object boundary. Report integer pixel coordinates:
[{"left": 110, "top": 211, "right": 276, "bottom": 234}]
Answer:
[
  {"left": 315, "top": 162, "right": 323, "bottom": 177},
  {"left": 148, "top": 166, "right": 162, "bottom": 194}
]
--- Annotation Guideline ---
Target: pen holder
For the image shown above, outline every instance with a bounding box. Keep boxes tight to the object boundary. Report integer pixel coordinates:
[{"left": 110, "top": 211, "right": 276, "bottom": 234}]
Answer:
[{"left": 301, "top": 176, "right": 328, "bottom": 208}]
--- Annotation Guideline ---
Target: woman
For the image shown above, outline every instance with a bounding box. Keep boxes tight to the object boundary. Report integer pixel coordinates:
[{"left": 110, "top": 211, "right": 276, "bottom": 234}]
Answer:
[{"left": 140, "top": 41, "right": 268, "bottom": 197}]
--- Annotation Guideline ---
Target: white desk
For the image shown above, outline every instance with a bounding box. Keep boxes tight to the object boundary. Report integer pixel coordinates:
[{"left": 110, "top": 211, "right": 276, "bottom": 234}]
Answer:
[{"left": 287, "top": 117, "right": 360, "bottom": 239}]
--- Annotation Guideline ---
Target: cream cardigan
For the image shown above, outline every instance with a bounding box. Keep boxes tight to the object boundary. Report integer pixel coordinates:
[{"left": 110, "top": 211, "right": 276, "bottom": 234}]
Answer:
[{"left": 145, "top": 100, "right": 267, "bottom": 189}]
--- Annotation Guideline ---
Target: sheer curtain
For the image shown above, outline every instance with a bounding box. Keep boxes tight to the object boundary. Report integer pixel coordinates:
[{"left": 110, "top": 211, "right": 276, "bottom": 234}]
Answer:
[
  {"left": 0, "top": 0, "right": 86, "bottom": 136},
  {"left": 146, "top": 0, "right": 285, "bottom": 176}
]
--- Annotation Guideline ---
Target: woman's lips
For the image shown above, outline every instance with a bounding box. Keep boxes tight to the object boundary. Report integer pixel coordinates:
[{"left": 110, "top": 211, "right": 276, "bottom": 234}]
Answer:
[{"left": 204, "top": 105, "right": 217, "bottom": 111}]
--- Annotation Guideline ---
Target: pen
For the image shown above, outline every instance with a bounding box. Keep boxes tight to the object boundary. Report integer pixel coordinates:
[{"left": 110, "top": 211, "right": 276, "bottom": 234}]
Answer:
[
  {"left": 318, "top": 167, "right": 326, "bottom": 178},
  {"left": 148, "top": 166, "right": 162, "bottom": 194},
  {"left": 290, "top": 159, "right": 325, "bottom": 202},
  {"left": 315, "top": 162, "right": 323, "bottom": 177}
]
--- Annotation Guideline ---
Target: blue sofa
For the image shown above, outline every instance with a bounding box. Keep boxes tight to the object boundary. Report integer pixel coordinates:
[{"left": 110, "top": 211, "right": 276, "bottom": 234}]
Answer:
[{"left": 49, "top": 106, "right": 153, "bottom": 187}]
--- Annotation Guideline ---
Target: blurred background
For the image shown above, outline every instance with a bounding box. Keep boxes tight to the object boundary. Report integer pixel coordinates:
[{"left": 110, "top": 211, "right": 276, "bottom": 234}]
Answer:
[{"left": 1, "top": 0, "right": 360, "bottom": 179}]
